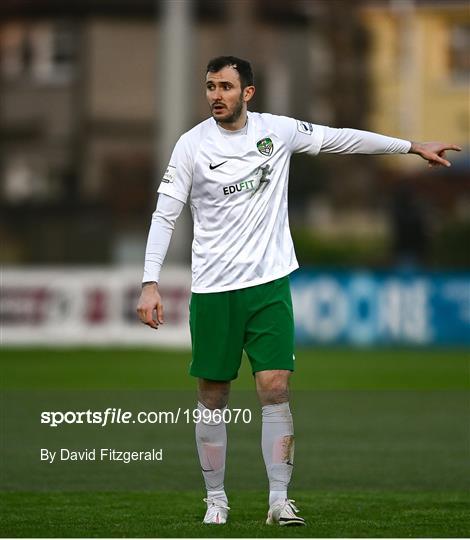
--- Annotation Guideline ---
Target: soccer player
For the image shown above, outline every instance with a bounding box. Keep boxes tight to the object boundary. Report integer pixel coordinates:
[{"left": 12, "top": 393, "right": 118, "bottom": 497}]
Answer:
[{"left": 136, "top": 56, "right": 460, "bottom": 526}]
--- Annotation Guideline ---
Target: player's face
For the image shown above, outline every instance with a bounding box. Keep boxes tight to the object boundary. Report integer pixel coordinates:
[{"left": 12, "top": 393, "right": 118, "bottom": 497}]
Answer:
[{"left": 206, "top": 67, "right": 254, "bottom": 125}]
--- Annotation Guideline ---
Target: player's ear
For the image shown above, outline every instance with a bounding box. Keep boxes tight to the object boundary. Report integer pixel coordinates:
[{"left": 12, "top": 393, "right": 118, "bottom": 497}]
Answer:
[{"left": 243, "top": 85, "right": 255, "bottom": 103}]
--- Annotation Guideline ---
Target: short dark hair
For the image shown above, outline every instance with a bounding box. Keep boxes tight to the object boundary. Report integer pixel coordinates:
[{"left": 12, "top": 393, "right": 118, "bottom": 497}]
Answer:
[{"left": 206, "top": 56, "right": 254, "bottom": 89}]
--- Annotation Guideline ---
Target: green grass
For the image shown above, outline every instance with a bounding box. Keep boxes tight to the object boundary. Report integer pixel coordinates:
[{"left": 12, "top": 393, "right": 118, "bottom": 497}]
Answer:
[
  {"left": 1, "top": 347, "right": 469, "bottom": 537},
  {"left": 1, "top": 347, "right": 468, "bottom": 390},
  {"left": 1, "top": 490, "right": 469, "bottom": 538}
]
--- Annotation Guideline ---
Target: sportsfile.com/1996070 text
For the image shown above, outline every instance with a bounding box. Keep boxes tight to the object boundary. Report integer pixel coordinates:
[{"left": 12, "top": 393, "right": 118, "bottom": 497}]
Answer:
[{"left": 40, "top": 407, "right": 253, "bottom": 427}]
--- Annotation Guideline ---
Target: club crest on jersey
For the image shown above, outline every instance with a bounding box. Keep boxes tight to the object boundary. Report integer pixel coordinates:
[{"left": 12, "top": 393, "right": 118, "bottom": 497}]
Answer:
[{"left": 256, "top": 137, "right": 273, "bottom": 156}]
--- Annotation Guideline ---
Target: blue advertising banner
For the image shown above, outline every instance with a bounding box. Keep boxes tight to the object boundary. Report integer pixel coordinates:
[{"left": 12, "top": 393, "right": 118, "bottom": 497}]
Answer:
[{"left": 290, "top": 270, "right": 470, "bottom": 346}]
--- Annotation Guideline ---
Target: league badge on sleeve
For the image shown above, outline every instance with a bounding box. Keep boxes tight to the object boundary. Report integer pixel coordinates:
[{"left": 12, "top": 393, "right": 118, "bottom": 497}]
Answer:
[
  {"left": 256, "top": 137, "right": 274, "bottom": 156},
  {"left": 296, "top": 120, "right": 314, "bottom": 135},
  {"left": 162, "top": 164, "right": 176, "bottom": 183}
]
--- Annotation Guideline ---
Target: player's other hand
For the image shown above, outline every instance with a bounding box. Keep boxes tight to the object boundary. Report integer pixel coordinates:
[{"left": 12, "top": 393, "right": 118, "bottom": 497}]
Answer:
[
  {"left": 409, "top": 141, "right": 461, "bottom": 168},
  {"left": 136, "top": 282, "right": 164, "bottom": 330}
]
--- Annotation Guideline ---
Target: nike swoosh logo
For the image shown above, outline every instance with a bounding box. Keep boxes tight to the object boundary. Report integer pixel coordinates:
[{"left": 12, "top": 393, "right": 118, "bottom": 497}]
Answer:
[{"left": 209, "top": 161, "right": 227, "bottom": 170}]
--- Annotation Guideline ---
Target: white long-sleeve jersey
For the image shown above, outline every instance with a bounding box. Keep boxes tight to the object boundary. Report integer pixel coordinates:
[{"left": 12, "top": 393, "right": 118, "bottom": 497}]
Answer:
[{"left": 143, "top": 113, "right": 410, "bottom": 292}]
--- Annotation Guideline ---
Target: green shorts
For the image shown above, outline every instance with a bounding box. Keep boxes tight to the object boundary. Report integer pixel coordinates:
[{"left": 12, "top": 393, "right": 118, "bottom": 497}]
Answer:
[{"left": 189, "top": 276, "right": 295, "bottom": 381}]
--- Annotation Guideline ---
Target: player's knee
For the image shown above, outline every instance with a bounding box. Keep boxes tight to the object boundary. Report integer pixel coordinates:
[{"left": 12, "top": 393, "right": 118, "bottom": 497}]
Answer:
[
  {"left": 257, "top": 374, "right": 289, "bottom": 404},
  {"left": 199, "top": 394, "right": 228, "bottom": 409},
  {"left": 198, "top": 380, "right": 230, "bottom": 409}
]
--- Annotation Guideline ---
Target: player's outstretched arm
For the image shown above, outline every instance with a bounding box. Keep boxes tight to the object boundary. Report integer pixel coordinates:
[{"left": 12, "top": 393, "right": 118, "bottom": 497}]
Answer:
[
  {"left": 408, "top": 141, "right": 462, "bottom": 168},
  {"left": 137, "top": 282, "right": 164, "bottom": 330},
  {"left": 317, "top": 127, "right": 462, "bottom": 166}
]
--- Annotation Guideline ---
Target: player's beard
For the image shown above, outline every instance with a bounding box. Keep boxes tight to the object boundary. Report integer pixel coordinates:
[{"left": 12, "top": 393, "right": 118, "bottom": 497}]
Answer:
[{"left": 212, "top": 93, "right": 244, "bottom": 125}]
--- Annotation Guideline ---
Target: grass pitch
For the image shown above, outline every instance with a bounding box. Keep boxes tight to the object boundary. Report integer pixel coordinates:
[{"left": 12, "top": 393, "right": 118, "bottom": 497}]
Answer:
[
  {"left": 2, "top": 490, "right": 469, "bottom": 538},
  {"left": 1, "top": 347, "right": 469, "bottom": 537}
]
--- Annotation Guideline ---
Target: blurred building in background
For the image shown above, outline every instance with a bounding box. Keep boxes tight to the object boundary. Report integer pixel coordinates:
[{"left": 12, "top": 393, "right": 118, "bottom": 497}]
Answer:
[
  {"left": 0, "top": 0, "right": 469, "bottom": 269},
  {"left": 362, "top": 1, "right": 469, "bottom": 148}
]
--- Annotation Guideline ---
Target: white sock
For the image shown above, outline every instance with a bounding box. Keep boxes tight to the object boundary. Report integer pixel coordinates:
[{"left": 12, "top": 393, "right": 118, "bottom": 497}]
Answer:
[
  {"left": 195, "top": 402, "right": 227, "bottom": 500},
  {"left": 261, "top": 402, "right": 294, "bottom": 504},
  {"left": 269, "top": 490, "right": 288, "bottom": 506},
  {"left": 207, "top": 489, "right": 227, "bottom": 504}
]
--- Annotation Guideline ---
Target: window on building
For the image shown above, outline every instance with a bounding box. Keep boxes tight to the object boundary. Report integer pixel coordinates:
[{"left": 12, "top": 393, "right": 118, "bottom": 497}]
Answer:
[
  {"left": 2, "top": 154, "right": 69, "bottom": 204},
  {"left": 0, "top": 21, "right": 78, "bottom": 84},
  {"left": 449, "top": 23, "right": 470, "bottom": 82}
]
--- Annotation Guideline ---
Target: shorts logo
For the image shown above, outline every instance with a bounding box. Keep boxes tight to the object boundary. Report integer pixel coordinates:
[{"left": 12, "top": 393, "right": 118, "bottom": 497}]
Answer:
[
  {"left": 162, "top": 165, "right": 176, "bottom": 183},
  {"left": 296, "top": 120, "right": 314, "bottom": 135},
  {"left": 256, "top": 137, "right": 273, "bottom": 156}
]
